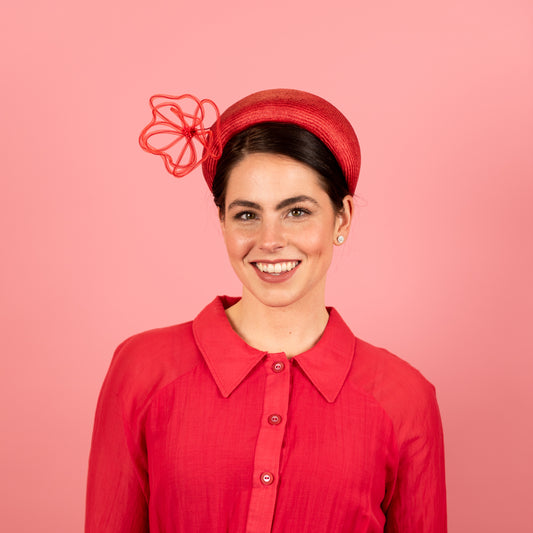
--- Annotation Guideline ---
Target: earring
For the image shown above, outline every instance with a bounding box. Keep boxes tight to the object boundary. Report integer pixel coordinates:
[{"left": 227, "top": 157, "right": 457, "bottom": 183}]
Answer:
[{"left": 337, "top": 235, "right": 345, "bottom": 244}]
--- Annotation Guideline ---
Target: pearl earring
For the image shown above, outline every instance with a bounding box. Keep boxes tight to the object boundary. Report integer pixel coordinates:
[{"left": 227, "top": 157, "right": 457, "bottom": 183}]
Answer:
[{"left": 337, "top": 235, "right": 345, "bottom": 244}]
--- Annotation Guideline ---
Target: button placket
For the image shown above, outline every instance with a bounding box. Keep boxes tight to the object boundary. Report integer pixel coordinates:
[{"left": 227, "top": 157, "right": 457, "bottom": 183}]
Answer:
[{"left": 245, "top": 355, "right": 291, "bottom": 532}]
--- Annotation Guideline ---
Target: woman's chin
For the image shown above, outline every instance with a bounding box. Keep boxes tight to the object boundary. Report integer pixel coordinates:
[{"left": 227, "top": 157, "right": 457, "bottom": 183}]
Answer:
[{"left": 240, "top": 280, "right": 325, "bottom": 311}]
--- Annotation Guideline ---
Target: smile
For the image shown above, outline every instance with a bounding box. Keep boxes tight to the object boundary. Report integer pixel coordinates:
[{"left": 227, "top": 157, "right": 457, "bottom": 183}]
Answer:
[{"left": 254, "top": 261, "right": 300, "bottom": 275}]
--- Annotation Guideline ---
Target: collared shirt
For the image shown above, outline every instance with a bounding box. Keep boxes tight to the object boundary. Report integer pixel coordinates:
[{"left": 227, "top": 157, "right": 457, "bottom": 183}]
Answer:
[{"left": 86, "top": 296, "right": 446, "bottom": 532}]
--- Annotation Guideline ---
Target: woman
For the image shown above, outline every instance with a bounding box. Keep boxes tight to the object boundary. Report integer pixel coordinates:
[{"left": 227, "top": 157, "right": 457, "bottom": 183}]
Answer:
[{"left": 86, "top": 89, "right": 446, "bottom": 532}]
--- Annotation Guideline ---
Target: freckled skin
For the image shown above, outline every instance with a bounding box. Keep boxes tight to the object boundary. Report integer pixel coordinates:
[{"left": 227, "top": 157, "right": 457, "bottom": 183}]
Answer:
[{"left": 220, "top": 153, "right": 351, "bottom": 311}]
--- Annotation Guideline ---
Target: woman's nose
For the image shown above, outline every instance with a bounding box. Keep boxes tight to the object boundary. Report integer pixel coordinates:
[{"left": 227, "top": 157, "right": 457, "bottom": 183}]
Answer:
[{"left": 258, "top": 219, "right": 286, "bottom": 252}]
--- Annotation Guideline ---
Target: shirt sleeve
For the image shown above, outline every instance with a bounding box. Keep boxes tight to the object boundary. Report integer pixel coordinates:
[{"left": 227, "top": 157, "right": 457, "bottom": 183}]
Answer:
[
  {"left": 85, "top": 340, "right": 150, "bottom": 532},
  {"left": 384, "top": 382, "right": 447, "bottom": 533}
]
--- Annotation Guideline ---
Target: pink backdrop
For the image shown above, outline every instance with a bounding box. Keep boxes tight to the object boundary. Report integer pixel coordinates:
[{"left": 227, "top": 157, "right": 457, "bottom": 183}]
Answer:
[{"left": 1, "top": 0, "right": 532, "bottom": 531}]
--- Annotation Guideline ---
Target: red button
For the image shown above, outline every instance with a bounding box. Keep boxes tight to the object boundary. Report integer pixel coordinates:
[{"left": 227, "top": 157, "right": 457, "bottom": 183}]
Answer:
[
  {"left": 268, "top": 414, "right": 282, "bottom": 425},
  {"left": 272, "top": 361, "right": 285, "bottom": 373},
  {"left": 260, "top": 472, "right": 274, "bottom": 485}
]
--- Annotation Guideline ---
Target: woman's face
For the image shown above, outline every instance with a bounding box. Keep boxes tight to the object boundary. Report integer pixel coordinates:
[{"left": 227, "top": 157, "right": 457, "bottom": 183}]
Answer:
[{"left": 220, "top": 152, "right": 352, "bottom": 310}]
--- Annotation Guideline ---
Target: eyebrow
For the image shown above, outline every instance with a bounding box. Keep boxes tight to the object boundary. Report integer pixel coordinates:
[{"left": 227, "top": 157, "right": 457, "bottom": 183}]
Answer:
[{"left": 227, "top": 195, "right": 319, "bottom": 212}]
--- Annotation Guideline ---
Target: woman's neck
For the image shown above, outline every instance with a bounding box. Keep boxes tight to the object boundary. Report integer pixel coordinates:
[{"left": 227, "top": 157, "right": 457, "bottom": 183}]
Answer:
[{"left": 224, "top": 290, "right": 330, "bottom": 358}]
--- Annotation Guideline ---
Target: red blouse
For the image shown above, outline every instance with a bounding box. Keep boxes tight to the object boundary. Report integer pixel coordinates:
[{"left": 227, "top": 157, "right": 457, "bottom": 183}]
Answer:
[{"left": 86, "top": 296, "right": 446, "bottom": 532}]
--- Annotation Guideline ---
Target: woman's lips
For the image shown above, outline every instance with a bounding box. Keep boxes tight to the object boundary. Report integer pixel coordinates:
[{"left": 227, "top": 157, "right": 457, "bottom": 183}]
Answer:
[{"left": 251, "top": 261, "right": 301, "bottom": 283}]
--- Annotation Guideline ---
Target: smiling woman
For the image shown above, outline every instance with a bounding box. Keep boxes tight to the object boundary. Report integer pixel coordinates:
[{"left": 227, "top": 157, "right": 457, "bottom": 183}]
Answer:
[
  {"left": 86, "top": 89, "right": 447, "bottom": 532},
  {"left": 221, "top": 152, "right": 353, "bottom": 351}
]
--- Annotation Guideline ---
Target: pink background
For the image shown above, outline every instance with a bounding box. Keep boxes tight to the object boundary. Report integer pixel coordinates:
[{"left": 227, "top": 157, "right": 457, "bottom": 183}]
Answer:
[{"left": 1, "top": 0, "right": 532, "bottom": 531}]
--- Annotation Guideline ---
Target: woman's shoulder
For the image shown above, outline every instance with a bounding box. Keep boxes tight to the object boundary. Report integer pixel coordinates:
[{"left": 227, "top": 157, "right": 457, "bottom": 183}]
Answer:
[
  {"left": 350, "top": 337, "right": 441, "bottom": 433},
  {"left": 100, "top": 320, "right": 203, "bottom": 413},
  {"left": 113, "top": 320, "right": 198, "bottom": 368},
  {"left": 353, "top": 337, "right": 435, "bottom": 391},
  {"left": 111, "top": 319, "right": 203, "bottom": 378}
]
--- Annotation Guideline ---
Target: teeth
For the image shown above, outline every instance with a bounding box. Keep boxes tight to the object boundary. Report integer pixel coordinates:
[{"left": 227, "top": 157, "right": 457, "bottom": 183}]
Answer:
[{"left": 255, "top": 261, "right": 299, "bottom": 274}]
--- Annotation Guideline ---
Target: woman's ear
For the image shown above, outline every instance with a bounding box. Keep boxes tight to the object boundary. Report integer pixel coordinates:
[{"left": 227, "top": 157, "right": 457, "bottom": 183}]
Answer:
[{"left": 334, "top": 195, "right": 355, "bottom": 244}]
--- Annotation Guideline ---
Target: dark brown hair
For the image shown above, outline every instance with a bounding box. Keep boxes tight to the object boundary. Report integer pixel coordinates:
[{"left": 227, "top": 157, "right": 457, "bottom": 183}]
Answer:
[{"left": 212, "top": 122, "right": 350, "bottom": 215}]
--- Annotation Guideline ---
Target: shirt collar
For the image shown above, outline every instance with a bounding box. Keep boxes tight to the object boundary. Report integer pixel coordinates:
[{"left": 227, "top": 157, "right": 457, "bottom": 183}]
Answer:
[{"left": 192, "top": 296, "right": 356, "bottom": 403}]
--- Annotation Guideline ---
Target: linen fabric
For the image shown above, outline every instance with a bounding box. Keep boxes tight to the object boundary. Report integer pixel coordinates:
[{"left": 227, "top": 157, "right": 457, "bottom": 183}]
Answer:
[{"left": 86, "top": 296, "right": 446, "bottom": 532}]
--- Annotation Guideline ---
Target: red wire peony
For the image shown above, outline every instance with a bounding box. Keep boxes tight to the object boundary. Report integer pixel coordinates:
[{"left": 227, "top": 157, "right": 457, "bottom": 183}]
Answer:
[{"left": 139, "top": 94, "right": 221, "bottom": 178}]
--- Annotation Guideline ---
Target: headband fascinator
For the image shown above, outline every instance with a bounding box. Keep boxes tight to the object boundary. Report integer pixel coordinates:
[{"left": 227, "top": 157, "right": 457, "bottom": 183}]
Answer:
[{"left": 139, "top": 88, "right": 361, "bottom": 194}]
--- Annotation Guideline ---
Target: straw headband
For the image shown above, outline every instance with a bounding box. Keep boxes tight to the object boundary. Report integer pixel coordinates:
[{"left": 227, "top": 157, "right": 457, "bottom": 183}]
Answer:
[{"left": 139, "top": 88, "right": 361, "bottom": 195}]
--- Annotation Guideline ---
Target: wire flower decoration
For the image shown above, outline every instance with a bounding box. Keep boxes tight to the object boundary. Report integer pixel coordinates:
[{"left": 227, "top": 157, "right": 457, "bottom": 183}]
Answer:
[{"left": 139, "top": 94, "right": 221, "bottom": 178}]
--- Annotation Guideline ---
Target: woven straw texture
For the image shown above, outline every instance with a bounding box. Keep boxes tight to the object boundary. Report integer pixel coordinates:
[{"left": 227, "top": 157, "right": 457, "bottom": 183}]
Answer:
[{"left": 202, "top": 89, "right": 360, "bottom": 194}]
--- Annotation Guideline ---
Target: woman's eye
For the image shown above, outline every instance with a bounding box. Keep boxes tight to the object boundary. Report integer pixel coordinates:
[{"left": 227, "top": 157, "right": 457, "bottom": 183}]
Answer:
[
  {"left": 288, "top": 207, "right": 309, "bottom": 217},
  {"left": 236, "top": 211, "right": 256, "bottom": 221}
]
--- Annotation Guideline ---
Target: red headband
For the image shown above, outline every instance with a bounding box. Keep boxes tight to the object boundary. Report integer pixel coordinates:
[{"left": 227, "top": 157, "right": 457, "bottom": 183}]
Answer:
[{"left": 139, "top": 89, "right": 361, "bottom": 195}]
